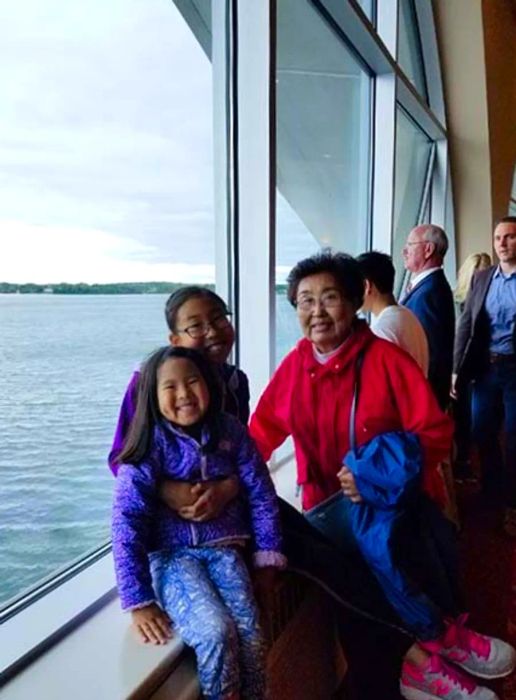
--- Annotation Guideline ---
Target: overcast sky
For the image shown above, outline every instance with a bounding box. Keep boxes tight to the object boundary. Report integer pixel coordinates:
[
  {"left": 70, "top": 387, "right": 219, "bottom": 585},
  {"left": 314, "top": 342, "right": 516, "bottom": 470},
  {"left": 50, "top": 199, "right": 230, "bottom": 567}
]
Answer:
[
  {"left": 0, "top": 0, "right": 217, "bottom": 284},
  {"left": 0, "top": 0, "right": 315, "bottom": 285}
]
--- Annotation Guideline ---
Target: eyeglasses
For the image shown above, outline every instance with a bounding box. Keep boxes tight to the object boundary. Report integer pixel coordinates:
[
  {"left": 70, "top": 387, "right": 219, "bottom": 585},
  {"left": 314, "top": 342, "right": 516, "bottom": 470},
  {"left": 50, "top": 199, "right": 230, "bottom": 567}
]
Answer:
[
  {"left": 177, "top": 313, "right": 232, "bottom": 339},
  {"left": 404, "top": 241, "right": 425, "bottom": 248},
  {"left": 294, "top": 290, "right": 344, "bottom": 312}
]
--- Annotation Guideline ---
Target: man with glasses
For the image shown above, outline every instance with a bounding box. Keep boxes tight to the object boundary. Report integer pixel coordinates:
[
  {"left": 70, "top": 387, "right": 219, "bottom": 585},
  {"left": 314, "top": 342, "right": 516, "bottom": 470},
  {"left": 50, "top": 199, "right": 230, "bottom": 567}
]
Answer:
[{"left": 401, "top": 224, "right": 455, "bottom": 410}]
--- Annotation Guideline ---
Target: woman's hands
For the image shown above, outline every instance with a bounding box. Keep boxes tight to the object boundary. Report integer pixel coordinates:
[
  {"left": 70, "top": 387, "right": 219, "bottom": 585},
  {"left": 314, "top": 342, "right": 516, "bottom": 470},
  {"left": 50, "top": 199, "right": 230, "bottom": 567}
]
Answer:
[
  {"left": 159, "top": 477, "right": 239, "bottom": 522},
  {"left": 131, "top": 603, "right": 172, "bottom": 645},
  {"left": 337, "top": 465, "right": 363, "bottom": 503}
]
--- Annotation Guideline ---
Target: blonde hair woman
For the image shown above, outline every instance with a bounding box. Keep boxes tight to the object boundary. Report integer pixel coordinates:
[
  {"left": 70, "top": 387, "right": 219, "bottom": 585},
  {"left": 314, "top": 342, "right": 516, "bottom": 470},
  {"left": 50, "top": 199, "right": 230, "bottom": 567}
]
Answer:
[
  {"left": 454, "top": 253, "right": 492, "bottom": 309},
  {"left": 453, "top": 252, "right": 491, "bottom": 483}
]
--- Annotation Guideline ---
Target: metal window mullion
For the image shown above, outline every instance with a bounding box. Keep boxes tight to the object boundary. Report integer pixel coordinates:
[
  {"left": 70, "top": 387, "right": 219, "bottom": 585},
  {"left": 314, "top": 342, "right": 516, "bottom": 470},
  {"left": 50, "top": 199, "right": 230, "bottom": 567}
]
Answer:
[
  {"left": 213, "top": 0, "right": 234, "bottom": 325},
  {"left": 416, "top": 140, "right": 436, "bottom": 225},
  {"left": 413, "top": 0, "right": 445, "bottom": 124},
  {"left": 376, "top": 0, "right": 398, "bottom": 57},
  {"left": 371, "top": 73, "right": 397, "bottom": 254},
  {"left": 235, "top": 0, "right": 275, "bottom": 406}
]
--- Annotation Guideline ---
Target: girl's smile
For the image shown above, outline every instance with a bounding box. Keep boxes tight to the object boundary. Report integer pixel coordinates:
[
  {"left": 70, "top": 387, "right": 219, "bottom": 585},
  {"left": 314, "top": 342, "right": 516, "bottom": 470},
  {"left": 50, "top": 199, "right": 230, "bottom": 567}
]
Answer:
[
  {"left": 170, "top": 297, "right": 235, "bottom": 364},
  {"left": 157, "top": 357, "right": 210, "bottom": 428}
]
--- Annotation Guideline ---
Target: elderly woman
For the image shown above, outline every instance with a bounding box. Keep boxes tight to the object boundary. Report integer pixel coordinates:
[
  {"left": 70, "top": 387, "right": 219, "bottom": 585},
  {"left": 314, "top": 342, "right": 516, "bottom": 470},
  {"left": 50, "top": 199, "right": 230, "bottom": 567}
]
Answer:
[{"left": 250, "top": 250, "right": 514, "bottom": 700}]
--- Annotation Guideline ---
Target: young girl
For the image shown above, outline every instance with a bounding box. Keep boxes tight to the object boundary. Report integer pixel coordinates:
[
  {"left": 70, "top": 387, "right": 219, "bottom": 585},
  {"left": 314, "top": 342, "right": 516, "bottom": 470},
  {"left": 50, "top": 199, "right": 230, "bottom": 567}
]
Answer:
[
  {"left": 112, "top": 346, "right": 286, "bottom": 700},
  {"left": 109, "top": 286, "right": 248, "bottom": 519}
]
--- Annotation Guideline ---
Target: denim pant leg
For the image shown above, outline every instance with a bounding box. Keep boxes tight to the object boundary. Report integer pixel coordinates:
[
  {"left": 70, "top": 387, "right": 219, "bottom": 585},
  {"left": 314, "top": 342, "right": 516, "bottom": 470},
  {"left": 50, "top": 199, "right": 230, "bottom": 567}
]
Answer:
[
  {"left": 452, "top": 385, "right": 473, "bottom": 467},
  {"left": 205, "top": 548, "right": 267, "bottom": 700},
  {"left": 501, "top": 363, "right": 516, "bottom": 507},
  {"left": 472, "top": 368, "right": 504, "bottom": 498},
  {"left": 150, "top": 548, "right": 240, "bottom": 700}
]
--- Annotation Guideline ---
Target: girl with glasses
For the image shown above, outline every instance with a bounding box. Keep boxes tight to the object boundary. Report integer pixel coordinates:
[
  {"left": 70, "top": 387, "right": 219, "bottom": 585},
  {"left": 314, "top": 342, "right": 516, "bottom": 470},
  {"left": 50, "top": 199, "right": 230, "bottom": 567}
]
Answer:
[{"left": 109, "top": 286, "right": 249, "bottom": 522}]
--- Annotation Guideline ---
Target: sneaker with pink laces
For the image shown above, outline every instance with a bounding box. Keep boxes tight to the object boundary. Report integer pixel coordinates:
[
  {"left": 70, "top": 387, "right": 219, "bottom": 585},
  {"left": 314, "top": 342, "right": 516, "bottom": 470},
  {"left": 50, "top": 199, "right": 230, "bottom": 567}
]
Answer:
[
  {"left": 400, "top": 654, "right": 498, "bottom": 700},
  {"left": 423, "top": 614, "right": 516, "bottom": 679}
]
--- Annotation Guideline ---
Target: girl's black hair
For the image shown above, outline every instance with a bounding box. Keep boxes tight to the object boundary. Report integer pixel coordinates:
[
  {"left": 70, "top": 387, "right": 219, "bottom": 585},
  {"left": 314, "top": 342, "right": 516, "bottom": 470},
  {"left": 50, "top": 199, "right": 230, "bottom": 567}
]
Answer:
[
  {"left": 164, "top": 286, "right": 230, "bottom": 333},
  {"left": 119, "top": 347, "right": 223, "bottom": 465},
  {"left": 286, "top": 249, "right": 365, "bottom": 312}
]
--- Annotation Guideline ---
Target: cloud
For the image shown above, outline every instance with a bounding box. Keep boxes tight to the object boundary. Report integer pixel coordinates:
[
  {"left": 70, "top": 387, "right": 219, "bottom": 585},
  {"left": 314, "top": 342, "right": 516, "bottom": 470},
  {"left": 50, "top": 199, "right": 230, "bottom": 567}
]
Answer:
[
  {"left": 0, "top": 0, "right": 216, "bottom": 280},
  {"left": 0, "top": 220, "right": 214, "bottom": 283}
]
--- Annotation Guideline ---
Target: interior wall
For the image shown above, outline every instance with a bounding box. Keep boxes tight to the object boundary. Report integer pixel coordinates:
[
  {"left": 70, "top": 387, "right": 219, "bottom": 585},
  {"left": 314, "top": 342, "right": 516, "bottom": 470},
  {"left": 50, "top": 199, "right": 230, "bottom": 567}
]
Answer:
[
  {"left": 482, "top": 0, "right": 516, "bottom": 226},
  {"left": 433, "top": 0, "right": 516, "bottom": 265},
  {"left": 432, "top": 0, "right": 492, "bottom": 264}
]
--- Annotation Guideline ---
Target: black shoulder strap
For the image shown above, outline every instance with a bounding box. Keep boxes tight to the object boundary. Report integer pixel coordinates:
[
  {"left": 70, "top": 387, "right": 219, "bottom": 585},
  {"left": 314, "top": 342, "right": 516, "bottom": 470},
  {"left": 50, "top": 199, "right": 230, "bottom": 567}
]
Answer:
[{"left": 349, "top": 349, "right": 365, "bottom": 452}]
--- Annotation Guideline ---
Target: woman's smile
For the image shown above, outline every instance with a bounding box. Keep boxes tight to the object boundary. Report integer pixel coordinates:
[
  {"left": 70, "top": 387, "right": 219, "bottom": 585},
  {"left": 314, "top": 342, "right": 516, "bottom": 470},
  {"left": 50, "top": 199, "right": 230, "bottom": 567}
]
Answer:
[{"left": 296, "top": 272, "right": 355, "bottom": 353}]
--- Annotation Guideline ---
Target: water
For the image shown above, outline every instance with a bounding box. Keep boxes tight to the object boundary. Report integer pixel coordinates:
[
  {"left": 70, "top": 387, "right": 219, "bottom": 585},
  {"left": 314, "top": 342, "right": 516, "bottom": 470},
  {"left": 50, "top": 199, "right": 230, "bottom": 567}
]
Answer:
[{"left": 0, "top": 292, "right": 299, "bottom": 607}]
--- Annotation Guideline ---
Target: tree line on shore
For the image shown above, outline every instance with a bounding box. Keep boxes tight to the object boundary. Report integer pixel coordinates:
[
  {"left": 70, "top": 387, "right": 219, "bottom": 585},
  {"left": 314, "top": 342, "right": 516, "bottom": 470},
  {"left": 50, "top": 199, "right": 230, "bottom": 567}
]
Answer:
[
  {"left": 0, "top": 281, "right": 289, "bottom": 295},
  {"left": 0, "top": 282, "right": 200, "bottom": 295}
]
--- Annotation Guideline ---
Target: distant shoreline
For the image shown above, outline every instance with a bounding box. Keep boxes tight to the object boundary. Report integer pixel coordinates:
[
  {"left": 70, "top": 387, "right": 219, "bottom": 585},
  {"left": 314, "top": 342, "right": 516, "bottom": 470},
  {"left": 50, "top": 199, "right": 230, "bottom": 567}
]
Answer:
[
  {"left": 0, "top": 282, "right": 288, "bottom": 295},
  {"left": 0, "top": 282, "right": 206, "bottom": 295}
]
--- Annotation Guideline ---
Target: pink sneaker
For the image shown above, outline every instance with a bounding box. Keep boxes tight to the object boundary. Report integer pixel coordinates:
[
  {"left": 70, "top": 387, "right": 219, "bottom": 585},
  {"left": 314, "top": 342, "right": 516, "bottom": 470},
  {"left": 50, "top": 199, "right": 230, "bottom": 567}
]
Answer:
[
  {"left": 400, "top": 654, "right": 498, "bottom": 699},
  {"left": 422, "top": 614, "right": 516, "bottom": 679}
]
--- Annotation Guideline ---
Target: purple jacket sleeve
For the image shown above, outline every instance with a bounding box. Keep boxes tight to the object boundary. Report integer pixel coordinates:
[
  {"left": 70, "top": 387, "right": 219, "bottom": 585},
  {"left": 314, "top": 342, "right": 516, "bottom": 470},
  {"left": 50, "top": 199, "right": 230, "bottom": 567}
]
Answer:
[
  {"left": 108, "top": 371, "right": 140, "bottom": 475},
  {"left": 232, "top": 421, "right": 287, "bottom": 569},
  {"left": 111, "top": 460, "right": 158, "bottom": 610}
]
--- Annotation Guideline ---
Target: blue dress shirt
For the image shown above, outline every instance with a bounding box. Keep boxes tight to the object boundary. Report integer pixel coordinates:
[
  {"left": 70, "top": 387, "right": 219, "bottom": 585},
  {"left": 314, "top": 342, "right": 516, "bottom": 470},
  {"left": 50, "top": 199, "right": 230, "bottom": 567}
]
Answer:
[{"left": 485, "top": 266, "right": 516, "bottom": 354}]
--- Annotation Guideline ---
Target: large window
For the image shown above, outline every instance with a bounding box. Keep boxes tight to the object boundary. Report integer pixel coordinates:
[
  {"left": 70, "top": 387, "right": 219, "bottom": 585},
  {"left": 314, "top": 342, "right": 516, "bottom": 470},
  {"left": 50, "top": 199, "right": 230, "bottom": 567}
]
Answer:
[
  {"left": 397, "top": 0, "right": 428, "bottom": 101},
  {"left": 0, "top": 0, "right": 216, "bottom": 608},
  {"left": 392, "top": 107, "right": 434, "bottom": 294},
  {"left": 275, "top": 0, "right": 371, "bottom": 364}
]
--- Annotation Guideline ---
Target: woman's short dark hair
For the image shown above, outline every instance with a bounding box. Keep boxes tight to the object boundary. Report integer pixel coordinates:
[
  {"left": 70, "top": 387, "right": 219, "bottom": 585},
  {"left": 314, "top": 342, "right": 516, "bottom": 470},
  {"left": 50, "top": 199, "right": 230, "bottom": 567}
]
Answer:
[
  {"left": 118, "top": 346, "right": 223, "bottom": 465},
  {"left": 165, "top": 286, "right": 230, "bottom": 332},
  {"left": 286, "top": 249, "right": 365, "bottom": 311}
]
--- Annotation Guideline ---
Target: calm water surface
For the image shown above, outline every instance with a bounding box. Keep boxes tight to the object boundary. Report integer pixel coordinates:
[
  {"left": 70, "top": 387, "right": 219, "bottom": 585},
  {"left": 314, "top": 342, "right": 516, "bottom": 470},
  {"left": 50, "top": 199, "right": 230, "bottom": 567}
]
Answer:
[{"left": 0, "top": 293, "right": 298, "bottom": 606}]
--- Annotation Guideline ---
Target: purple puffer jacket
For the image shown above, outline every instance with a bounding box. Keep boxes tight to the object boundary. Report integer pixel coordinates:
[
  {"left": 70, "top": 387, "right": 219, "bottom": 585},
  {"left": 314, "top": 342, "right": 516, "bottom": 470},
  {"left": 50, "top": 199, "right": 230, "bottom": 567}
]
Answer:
[
  {"left": 108, "top": 364, "right": 250, "bottom": 475},
  {"left": 112, "top": 413, "right": 285, "bottom": 610}
]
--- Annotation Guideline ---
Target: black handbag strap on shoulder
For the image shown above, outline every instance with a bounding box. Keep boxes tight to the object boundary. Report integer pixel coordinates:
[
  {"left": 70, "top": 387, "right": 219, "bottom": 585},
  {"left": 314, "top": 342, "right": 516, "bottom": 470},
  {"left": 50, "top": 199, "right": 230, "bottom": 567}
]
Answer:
[{"left": 349, "top": 349, "right": 365, "bottom": 452}]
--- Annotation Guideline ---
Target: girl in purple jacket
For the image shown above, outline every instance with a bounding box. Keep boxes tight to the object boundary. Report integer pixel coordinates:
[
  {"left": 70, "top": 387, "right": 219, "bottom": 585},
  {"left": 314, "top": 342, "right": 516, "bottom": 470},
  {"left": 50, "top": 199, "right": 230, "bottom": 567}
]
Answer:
[{"left": 112, "top": 347, "right": 286, "bottom": 700}]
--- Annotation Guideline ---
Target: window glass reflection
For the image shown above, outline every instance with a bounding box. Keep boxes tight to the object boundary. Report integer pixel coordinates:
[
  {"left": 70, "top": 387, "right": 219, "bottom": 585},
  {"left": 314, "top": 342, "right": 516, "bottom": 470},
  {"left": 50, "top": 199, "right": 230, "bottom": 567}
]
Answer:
[
  {"left": 275, "top": 0, "right": 371, "bottom": 365},
  {"left": 392, "top": 108, "right": 433, "bottom": 295},
  {"left": 398, "top": 0, "right": 428, "bottom": 100}
]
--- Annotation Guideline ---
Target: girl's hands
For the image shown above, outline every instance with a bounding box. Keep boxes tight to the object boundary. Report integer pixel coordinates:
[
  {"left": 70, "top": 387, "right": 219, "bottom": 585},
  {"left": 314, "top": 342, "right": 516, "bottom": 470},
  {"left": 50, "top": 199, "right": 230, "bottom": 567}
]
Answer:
[
  {"left": 178, "top": 477, "right": 239, "bottom": 522},
  {"left": 337, "top": 465, "right": 363, "bottom": 503},
  {"left": 131, "top": 603, "right": 172, "bottom": 645}
]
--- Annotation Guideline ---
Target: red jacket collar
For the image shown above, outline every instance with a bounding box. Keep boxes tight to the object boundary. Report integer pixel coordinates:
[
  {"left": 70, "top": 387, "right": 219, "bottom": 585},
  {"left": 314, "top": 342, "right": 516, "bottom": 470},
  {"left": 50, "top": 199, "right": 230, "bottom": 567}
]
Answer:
[{"left": 296, "top": 319, "right": 375, "bottom": 373}]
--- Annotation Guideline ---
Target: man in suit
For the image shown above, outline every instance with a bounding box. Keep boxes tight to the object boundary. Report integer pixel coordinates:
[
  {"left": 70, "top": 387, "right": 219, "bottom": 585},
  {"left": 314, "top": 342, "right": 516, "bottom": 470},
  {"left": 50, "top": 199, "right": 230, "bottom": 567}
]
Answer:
[
  {"left": 453, "top": 216, "right": 516, "bottom": 532},
  {"left": 401, "top": 224, "right": 455, "bottom": 410}
]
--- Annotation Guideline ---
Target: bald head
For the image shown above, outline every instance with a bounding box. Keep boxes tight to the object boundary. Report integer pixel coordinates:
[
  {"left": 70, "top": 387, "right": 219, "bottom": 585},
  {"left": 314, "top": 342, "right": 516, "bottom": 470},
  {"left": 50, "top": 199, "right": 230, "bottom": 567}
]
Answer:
[{"left": 403, "top": 224, "right": 449, "bottom": 274}]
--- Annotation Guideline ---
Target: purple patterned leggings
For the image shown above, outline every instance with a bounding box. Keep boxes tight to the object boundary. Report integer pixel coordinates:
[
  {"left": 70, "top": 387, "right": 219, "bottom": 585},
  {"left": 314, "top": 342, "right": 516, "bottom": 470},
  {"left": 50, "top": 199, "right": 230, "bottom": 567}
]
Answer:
[{"left": 150, "top": 546, "right": 266, "bottom": 700}]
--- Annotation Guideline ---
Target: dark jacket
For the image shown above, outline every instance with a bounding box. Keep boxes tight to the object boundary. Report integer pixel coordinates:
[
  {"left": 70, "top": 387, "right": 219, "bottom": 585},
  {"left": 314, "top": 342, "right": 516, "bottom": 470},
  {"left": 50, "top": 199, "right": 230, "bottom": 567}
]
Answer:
[
  {"left": 454, "top": 266, "right": 516, "bottom": 384},
  {"left": 401, "top": 269, "right": 455, "bottom": 409}
]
